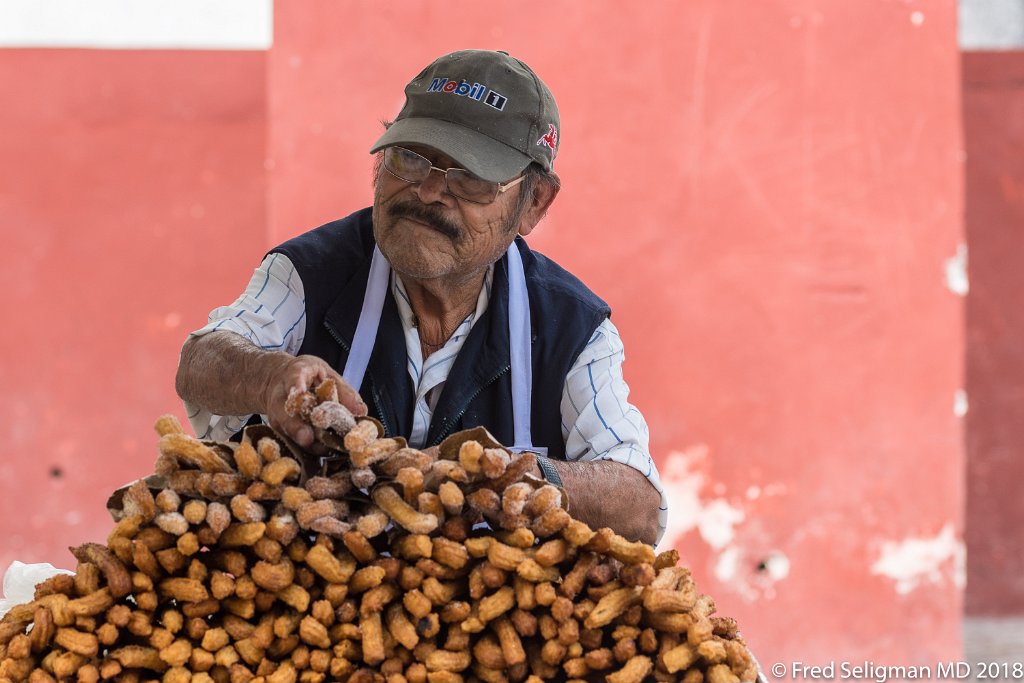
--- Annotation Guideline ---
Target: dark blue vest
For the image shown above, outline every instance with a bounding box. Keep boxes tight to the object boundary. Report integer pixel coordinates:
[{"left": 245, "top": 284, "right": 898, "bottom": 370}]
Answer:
[{"left": 270, "top": 208, "right": 610, "bottom": 459}]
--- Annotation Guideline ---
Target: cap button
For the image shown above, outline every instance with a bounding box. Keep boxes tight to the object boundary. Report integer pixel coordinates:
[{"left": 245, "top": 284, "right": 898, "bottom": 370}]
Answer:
[{"left": 497, "top": 50, "right": 509, "bottom": 55}]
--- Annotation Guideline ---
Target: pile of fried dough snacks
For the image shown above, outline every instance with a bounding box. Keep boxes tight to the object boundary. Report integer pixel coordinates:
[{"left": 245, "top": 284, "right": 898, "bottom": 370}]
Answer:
[{"left": 0, "top": 381, "right": 758, "bottom": 683}]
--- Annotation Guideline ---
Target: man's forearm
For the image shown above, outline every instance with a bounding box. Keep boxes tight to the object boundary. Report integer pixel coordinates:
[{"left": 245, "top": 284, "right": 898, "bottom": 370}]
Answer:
[
  {"left": 545, "top": 459, "right": 661, "bottom": 546},
  {"left": 176, "top": 331, "right": 290, "bottom": 416}
]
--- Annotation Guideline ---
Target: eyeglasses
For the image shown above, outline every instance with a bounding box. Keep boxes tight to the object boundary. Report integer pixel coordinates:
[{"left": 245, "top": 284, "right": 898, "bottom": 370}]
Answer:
[{"left": 382, "top": 146, "right": 525, "bottom": 204}]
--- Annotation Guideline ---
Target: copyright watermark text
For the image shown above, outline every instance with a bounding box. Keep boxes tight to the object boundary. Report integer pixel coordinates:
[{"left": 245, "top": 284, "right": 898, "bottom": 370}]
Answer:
[{"left": 770, "top": 661, "right": 1024, "bottom": 681}]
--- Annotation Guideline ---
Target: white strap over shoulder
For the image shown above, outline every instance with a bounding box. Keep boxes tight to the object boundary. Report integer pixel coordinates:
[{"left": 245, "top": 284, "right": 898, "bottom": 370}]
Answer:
[
  {"left": 342, "top": 246, "right": 390, "bottom": 391},
  {"left": 506, "top": 241, "right": 547, "bottom": 457}
]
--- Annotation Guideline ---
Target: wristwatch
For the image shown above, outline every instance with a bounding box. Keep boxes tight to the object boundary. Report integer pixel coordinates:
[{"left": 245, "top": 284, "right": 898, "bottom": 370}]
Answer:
[{"left": 535, "top": 454, "right": 563, "bottom": 487}]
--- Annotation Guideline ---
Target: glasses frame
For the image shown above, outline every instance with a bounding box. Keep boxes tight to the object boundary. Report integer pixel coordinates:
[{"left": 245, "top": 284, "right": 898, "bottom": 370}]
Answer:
[{"left": 383, "top": 146, "right": 525, "bottom": 205}]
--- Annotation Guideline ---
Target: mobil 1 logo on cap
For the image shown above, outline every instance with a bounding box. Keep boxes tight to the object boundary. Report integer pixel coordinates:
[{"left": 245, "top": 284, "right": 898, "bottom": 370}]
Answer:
[{"left": 427, "top": 78, "right": 508, "bottom": 111}]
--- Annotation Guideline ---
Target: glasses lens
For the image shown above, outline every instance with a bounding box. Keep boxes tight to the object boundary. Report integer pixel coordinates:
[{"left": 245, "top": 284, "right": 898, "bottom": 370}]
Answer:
[
  {"left": 384, "top": 147, "right": 504, "bottom": 204},
  {"left": 384, "top": 147, "right": 429, "bottom": 182},
  {"left": 447, "top": 169, "right": 499, "bottom": 204}
]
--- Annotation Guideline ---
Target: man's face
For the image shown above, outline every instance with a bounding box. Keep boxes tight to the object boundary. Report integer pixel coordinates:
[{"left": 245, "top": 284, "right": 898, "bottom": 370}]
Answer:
[{"left": 371, "top": 145, "right": 531, "bottom": 284}]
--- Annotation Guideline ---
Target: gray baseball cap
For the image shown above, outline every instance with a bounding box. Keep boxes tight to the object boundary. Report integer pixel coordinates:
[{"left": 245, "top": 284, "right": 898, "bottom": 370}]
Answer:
[{"left": 370, "top": 49, "right": 560, "bottom": 183}]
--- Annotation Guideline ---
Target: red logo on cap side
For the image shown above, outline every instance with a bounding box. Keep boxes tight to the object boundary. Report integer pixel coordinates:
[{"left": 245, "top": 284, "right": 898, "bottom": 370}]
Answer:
[{"left": 537, "top": 124, "right": 558, "bottom": 151}]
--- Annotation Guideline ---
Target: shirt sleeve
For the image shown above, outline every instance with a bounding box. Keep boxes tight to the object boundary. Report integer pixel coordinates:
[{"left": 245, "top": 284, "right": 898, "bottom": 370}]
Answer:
[
  {"left": 561, "top": 317, "right": 669, "bottom": 544},
  {"left": 182, "top": 253, "right": 307, "bottom": 441}
]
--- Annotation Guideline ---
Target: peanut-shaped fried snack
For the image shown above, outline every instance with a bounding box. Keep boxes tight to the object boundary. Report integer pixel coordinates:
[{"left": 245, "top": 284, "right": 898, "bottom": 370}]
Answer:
[
  {"left": 350, "top": 467, "right": 377, "bottom": 489},
  {"left": 251, "top": 559, "right": 295, "bottom": 592},
  {"left": 587, "top": 528, "right": 656, "bottom": 566},
  {"left": 110, "top": 645, "right": 168, "bottom": 671},
  {"left": 304, "top": 475, "right": 351, "bottom": 500},
  {"left": 562, "top": 518, "right": 597, "bottom": 547},
  {"left": 343, "top": 420, "right": 378, "bottom": 452},
  {"left": 607, "top": 655, "right": 653, "bottom": 683},
  {"left": 396, "top": 467, "right": 425, "bottom": 505},
  {"left": 309, "top": 400, "right": 356, "bottom": 433},
  {"left": 233, "top": 440, "right": 263, "bottom": 479},
  {"left": 531, "top": 506, "right": 571, "bottom": 538},
  {"left": 155, "top": 488, "right": 182, "bottom": 513},
  {"left": 155, "top": 512, "right": 189, "bottom": 536},
  {"left": 663, "top": 642, "right": 697, "bottom": 673},
  {"left": 437, "top": 481, "right": 465, "bottom": 516},
  {"left": 260, "top": 457, "right": 301, "bottom": 486},
  {"left": 201, "top": 501, "right": 229, "bottom": 535},
  {"left": 372, "top": 486, "right": 438, "bottom": 534},
  {"left": 308, "top": 516, "right": 351, "bottom": 537},
  {"left": 154, "top": 414, "right": 185, "bottom": 437},
  {"left": 313, "top": 377, "right": 339, "bottom": 403},
  {"left": 431, "top": 459, "right": 471, "bottom": 485},
  {"left": 159, "top": 433, "right": 233, "bottom": 473},
  {"left": 230, "top": 495, "right": 267, "bottom": 523},
  {"left": 69, "top": 544, "right": 131, "bottom": 598},
  {"left": 122, "top": 480, "right": 158, "bottom": 522},
  {"left": 480, "top": 448, "right": 511, "bottom": 479},
  {"left": 295, "top": 500, "right": 348, "bottom": 529},
  {"left": 457, "top": 440, "right": 484, "bottom": 472},
  {"left": 350, "top": 438, "right": 402, "bottom": 469},
  {"left": 585, "top": 587, "right": 644, "bottom": 629},
  {"left": 355, "top": 505, "right": 390, "bottom": 538},
  {"left": 480, "top": 452, "right": 537, "bottom": 492},
  {"left": 256, "top": 436, "right": 281, "bottom": 462},
  {"left": 265, "top": 508, "right": 299, "bottom": 546},
  {"left": 524, "top": 485, "right": 561, "bottom": 517},
  {"left": 219, "top": 522, "right": 266, "bottom": 547},
  {"left": 377, "top": 448, "right": 435, "bottom": 476},
  {"left": 284, "top": 387, "right": 317, "bottom": 419},
  {"left": 158, "top": 578, "right": 210, "bottom": 603},
  {"left": 467, "top": 488, "right": 501, "bottom": 517}
]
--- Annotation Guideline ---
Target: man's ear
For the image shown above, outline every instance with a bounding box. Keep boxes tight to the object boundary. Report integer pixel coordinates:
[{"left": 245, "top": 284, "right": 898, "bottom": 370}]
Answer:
[{"left": 517, "top": 174, "right": 560, "bottom": 237}]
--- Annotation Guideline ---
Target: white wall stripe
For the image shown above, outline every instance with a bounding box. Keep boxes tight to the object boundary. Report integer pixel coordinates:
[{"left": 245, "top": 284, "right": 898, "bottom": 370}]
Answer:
[
  {"left": 0, "top": 0, "right": 272, "bottom": 50},
  {"left": 960, "top": 0, "right": 1024, "bottom": 49}
]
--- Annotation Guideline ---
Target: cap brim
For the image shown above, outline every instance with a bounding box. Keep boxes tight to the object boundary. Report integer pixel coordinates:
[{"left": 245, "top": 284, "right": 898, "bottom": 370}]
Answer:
[{"left": 369, "top": 117, "right": 532, "bottom": 183}]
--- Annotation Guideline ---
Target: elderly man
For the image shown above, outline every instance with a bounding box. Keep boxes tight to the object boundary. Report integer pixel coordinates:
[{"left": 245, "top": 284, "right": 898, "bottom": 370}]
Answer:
[{"left": 175, "top": 49, "right": 666, "bottom": 545}]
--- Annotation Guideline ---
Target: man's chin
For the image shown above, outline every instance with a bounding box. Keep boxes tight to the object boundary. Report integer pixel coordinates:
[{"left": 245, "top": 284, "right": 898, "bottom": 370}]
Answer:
[{"left": 377, "top": 240, "right": 452, "bottom": 281}]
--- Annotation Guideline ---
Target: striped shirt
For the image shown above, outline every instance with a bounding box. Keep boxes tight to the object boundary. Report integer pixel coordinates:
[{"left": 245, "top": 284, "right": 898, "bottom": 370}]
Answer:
[{"left": 183, "top": 253, "right": 668, "bottom": 542}]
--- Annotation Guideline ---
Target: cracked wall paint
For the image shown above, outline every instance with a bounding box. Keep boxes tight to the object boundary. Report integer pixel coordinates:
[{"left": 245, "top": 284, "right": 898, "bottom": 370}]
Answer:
[
  {"left": 714, "top": 546, "right": 791, "bottom": 602},
  {"left": 944, "top": 243, "right": 969, "bottom": 296},
  {"left": 657, "top": 447, "right": 797, "bottom": 602},
  {"left": 870, "top": 523, "right": 965, "bottom": 595},
  {"left": 660, "top": 446, "right": 746, "bottom": 550},
  {"left": 762, "top": 551, "right": 790, "bottom": 582},
  {"left": 699, "top": 499, "right": 746, "bottom": 550},
  {"left": 953, "top": 389, "right": 968, "bottom": 417}
]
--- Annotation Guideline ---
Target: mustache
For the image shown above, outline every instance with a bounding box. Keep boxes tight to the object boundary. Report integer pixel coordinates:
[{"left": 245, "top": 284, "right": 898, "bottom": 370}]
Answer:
[{"left": 388, "top": 201, "right": 461, "bottom": 240}]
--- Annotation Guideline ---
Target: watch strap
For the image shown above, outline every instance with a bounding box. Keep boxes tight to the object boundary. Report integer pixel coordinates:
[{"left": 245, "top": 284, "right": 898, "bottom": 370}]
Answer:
[{"left": 535, "top": 454, "right": 563, "bottom": 488}]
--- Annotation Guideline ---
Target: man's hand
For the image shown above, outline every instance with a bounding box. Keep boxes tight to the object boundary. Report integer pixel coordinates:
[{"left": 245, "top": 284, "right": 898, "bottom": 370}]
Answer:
[
  {"left": 177, "top": 332, "right": 368, "bottom": 448},
  {"left": 262, "top": 355, "right": 367, "bottom": 448},
  {"left": 530, "top": 457, "right": 661, "bottom": 545}
]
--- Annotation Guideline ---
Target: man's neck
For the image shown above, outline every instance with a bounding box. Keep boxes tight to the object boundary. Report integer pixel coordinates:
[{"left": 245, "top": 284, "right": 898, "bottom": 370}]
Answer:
[{"left": 399, "top": 269, "right": 487, "bottom": 350}]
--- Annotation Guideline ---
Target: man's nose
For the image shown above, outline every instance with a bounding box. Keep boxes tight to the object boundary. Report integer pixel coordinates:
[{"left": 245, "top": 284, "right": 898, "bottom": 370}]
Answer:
[{"left": 413, "top": 167, "right": 449, "bottom": 204}]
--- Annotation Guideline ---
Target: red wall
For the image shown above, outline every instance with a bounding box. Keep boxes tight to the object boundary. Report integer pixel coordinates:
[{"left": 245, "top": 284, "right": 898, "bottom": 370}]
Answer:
[
  {"left": 0, "top": 49, "right": 266, "bottom": 569},
  {"left": 0, "top": 0, "right": 965, "bottom": 669},
  {"left": 963, "top": 51, "right": 1024, "bottom": 615}
]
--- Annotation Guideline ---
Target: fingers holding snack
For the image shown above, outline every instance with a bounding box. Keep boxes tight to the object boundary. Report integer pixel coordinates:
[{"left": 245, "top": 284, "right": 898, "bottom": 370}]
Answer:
[{"left": 264, "top": 355, "right": 366, "bottom": 447}]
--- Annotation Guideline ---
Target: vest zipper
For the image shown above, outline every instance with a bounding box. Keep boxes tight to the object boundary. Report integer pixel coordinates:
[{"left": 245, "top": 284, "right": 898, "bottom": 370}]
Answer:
[
  {"left": 430, "top": 364, "right": 511, "bottom": 445},
  {"left": 325, "top": 322, "right": 394, "bottom": 437}
]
